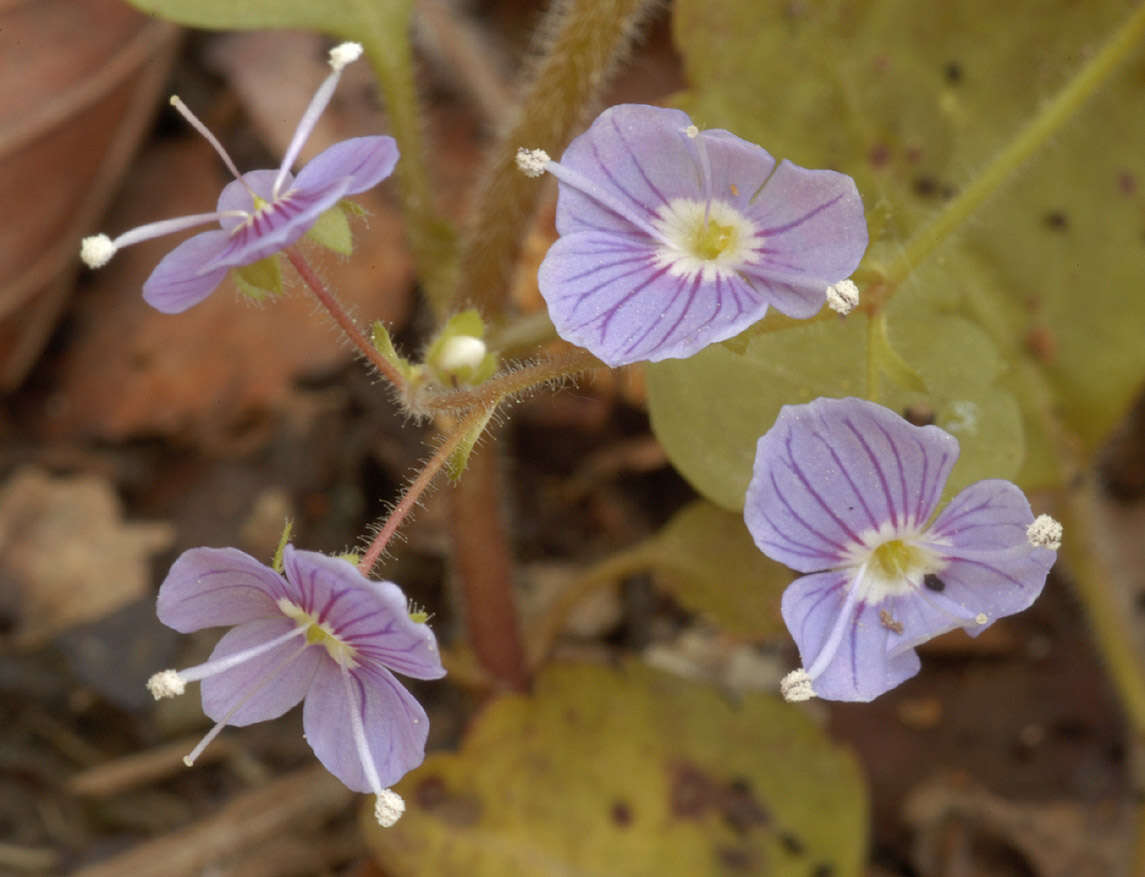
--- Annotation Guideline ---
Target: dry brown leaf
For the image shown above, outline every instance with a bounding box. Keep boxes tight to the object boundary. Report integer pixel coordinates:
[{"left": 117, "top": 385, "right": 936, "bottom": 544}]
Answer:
[
  {"left": 0, "top": 466, "right": 173, "bottom": 649},
  {"left": 0, "top": 0, "right": 178, "bottom": 389}
]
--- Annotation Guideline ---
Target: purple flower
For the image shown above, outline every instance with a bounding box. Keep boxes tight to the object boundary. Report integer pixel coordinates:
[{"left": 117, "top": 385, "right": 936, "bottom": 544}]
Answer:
[
  {"left": 743, "top": 397, "right": 1061, "bottom": 703},
  {"left": 146, "top": 544, "right": 445, "bottom": 827},
  {"left": 516, "top": 104, "right": 868, "bottom": 366},
  {"left": 80, "top": 42, "right": 398, "bottom": 314}
]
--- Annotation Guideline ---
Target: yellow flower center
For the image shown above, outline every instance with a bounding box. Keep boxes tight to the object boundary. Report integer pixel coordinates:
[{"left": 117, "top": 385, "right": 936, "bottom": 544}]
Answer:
[
  {"left": 278, "top": 598, "right": 357, "bottom": 667},
  {"left": 689, "top": 218, "right": 738, "bottom": 260},
  {"left": 869, "top": 539, "right": 927, "bottom": 581}
]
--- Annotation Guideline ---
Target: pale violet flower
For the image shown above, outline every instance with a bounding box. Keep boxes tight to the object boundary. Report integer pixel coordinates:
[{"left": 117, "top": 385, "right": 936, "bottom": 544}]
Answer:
[
  {"left": 147, "top": 544, "right": 444, "bottom": 827},
  {"left": 80, "top": 42, "right": 397, "bottom": 314},
  {"left": 744, "top": 397, "right": 1059, "bottom": 702},
  {"left": 516, "top": 104, "right": 868, "bottom": 366}
]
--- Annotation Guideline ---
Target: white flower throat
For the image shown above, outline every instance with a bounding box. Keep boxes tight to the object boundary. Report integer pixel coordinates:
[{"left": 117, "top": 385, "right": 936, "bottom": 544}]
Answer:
[{"left": 652, "top": 198, "right": 760, "bottom": 281}]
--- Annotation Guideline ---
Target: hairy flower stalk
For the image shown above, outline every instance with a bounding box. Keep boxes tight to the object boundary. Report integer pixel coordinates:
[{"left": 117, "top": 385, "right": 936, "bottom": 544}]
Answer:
[
  {"left": 744, "top": 397, "right": 1060, "bottom": 702},
  {"left": 517, "top": 104, "right": 868, "bottom": 365},
  {"left": 147, "top": 545, "right": 444, "bottom": 826},
  {"left": 80, "top": 42, "right": 397, "bottom": 314}
]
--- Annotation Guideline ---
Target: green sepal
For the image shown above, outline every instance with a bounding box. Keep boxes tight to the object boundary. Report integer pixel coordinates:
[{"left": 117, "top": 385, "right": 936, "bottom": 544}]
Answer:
[
  {"left": 446, "top": 408, "right": 495, "bottom": 484},
  {"left": 272, "top": 518, "right": 293, "bottom": 573},
  {"left": 370, "top": 321, "right": 421, "bottom": 384},
  {"left": 232, "top": 255, "right": 284, "bottom": 301},
  {"left": 425, "top": 308, "right": 500, "bottom": 387},
  {"left": 305, "top": 203, "right": 354, "bottom": 256},
  {"left": 337, "top": 551, "right": 361, "bottom": 566}
]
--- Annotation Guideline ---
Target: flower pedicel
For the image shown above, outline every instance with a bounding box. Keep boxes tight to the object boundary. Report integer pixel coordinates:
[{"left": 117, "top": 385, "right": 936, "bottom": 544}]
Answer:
[
  {"left": 744, "top": 397, "right": 1061, "bottom": 702},
  {"left": 80, "top": 42, "right": 397, "bottom": 314},
  {"left": 517, "top": 104, "right": 868, "bottom": 366},
  {"left": 147, "top": 544, "right": 445, "bottom": 827}
]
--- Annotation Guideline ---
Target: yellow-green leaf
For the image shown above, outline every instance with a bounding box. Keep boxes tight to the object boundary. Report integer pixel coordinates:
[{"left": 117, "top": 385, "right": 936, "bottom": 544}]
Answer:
[{"left": 367, "top": 661, "right": 867, "bottom": 876}]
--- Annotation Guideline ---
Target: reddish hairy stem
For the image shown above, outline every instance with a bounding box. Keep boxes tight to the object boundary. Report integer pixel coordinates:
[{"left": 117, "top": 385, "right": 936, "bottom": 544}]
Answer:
[
  {"left": 449, "top": 439, "right": 529, "bottom": 691},
  {"left": 285, "top": 247, "right": 407, "bottom": 394},
  {"left": 356, "top": 410, "right": 483, "bottom": 576}
]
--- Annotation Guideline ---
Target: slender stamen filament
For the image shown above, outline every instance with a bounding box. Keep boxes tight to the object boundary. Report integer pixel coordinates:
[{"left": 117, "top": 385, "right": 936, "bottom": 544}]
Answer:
[
  {"left": 541, "top": 160, "right": 666, "bottom": 241},
  {"left": 169, "top": 96, "right": 255, "bottom": 199},
  {"left": 178, "top": 625, "right": 307, "bottom": 685},
  {"left": 183, "top": 638, "right": 311, "bottom": 766},
  {"left": 683, "top": 125, "right": 714, "bottom": 224},
  {"left": 339, "top": 664, "right": 384, "bottom": 794},
  {"left": 804, "top": 561, "right": 870, "bottom": 682}
]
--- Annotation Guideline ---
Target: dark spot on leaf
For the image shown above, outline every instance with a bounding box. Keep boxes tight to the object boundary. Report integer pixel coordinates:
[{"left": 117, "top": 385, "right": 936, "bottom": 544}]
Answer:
[
  {"left": 1135, "top": 591, "right": 1145, "bottom": 613},
  {"left": 913, "top": 175, "right": 955, "bottom": 200},
  {"left": 721, "top": 777, "right": 769, "bottom": 834},
  {"left": 812, "top": 864, "right": 836, "bottom": 877},
  {"left": 1025, "top": 326, "right": 1056, "bottom": 363},
  {"left": 923, "top": 574, "right": 946, "bottom": 592},
  {"left": 943, "top": 61, "right": 963, "bottom": 83},
  {"left": 903, "top": 404, "right": 935, "bottom": 427},
  {"left": 716, "top": 846, "right": 756, "bottom": 870},
  {"left": 1118, "top": 170, "right": 1137, "bottom": 196},
  {"left": 779, "top": 831, "right": 806, "bottom": 855},
  {"left": 1043, "top": 210, "right": 1069, "bottom": 231},
  {"left": 868, "top": 143, "right": 891, "bottom": 168},
  {"left": 670, "top": 761, "right": 717, "bottom": 819},
  {"left": 611, "top": 799, "right": 633, "bottom": 827}
]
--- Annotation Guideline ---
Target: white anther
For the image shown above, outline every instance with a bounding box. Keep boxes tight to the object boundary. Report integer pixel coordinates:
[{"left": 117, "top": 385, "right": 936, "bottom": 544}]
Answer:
[
  {"left": 975, "top": 612, "right": 988, "bottom": 626},
  {"left": 329, "top": 42, "right": 363, "bottom": 72},
  {"left": 1027, "top": 514, "right": 1062, "bottom": 550},
  {"left": 80, "top": 234, "right": 117, "bottom": 269},
  {"left": 826, "top": 279, "right": 860, "bottom": 315},
  {"left": 780, "top": 668, "right": 816, "bottom": 702},
  {"left": 515, "top": 148, "right": 551, "bottom": 178},
  {"left": 684, "top": 124, "right": 700, "bottom": 139},
  {"left": 374, "top": 788, "right": 406, "bottom": 827},
  {"left": 146, "top": 669, "right": 185, "bottom": 700},
  {"left": 437, "top": 335, "right": 486, "bottom": 375}
]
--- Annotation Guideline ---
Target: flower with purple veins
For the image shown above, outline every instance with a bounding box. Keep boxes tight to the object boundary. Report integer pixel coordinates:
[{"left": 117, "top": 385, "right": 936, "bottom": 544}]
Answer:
[
  {"left": 146, "top": 544, "right": 444, "bottom": 827},
  {"left": 516, "top": 104, "right": 868, "bottom": 366},
  {"left": 80, "top": 42, "right": 398, "bottom": 314},
  {"left": 743, "top": 397, "right": 1060, "bottom": 703}
]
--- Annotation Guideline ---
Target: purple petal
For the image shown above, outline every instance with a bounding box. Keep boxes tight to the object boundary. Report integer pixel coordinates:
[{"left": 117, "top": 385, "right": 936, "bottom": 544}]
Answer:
[
  {"left": 781, "top": 570, "right": 921, "bottom": 701},
  {"left": 303, "top": 659, "right": 430, "bottom": 791},
  {"left": 745, "top": 397, "right": 959, "bottom": 572},
  {"left": 294, "top": 136, "right": 399, "bottom": 196},
  {"left": 554, "top": 105, "right": 780, "bottom": 242},
  {"left": 202, "top": 177, "right": 352, "bottom": 272},
  {"left": 156, "top": 547, "right": 289, "bottom": 633},
  {"left": 923, "top": 479, "right": 1055, "bottom": 628},
  {"left": 199, "top": 618, "right": 321, "bottom": 725},
  {"left": 216, "top": 170, "right": 280, "bottom": 231},
  {"left": 740, "top": 160, "right": 868, "bottom": 304},
  {"left": 281, "top": 546, "right": 445, "bottom": 680},
  {"left": 142, "top": 230, "right": 231, "bottom": 313},
  {"left": 538, "top": 231, "right": 771, "bottom": 366}
]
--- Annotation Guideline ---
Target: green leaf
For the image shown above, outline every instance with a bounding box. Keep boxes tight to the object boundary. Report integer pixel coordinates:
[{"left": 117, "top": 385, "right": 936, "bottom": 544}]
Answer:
[
  {"left": 670, "top": 0, "right": 1145, "bottom": 480},
  {"left": 648, "top": 316, "right": 868, "bottom": 511},
  {"left": 446, "top": 408, "right": 495, "bottom": 484},
  {"left": 366, "top": 661, "right": 867, "bottom": 876},
  {"left": 650, "top": 501, "right": 792, "bottom": 638},
  {"left": 305, "top": 204, "right": 353, "bottom": 255}
]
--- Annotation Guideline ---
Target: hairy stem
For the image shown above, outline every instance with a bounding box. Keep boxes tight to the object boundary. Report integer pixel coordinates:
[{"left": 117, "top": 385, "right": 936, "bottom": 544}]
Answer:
[
  {"left": 425, "top": 346, "right": 601, "bottom": 412},
  {"left": 285, "top": 248, "right": 407, "bottom": 394},
  {"left": 449, "top": 437, "right": 529, "bottom": 691},
  {"left": 454, "top": 0, "right": 660, "bottom": 317},
  {"left": 357, "top": 407, "right": 487, "bottom": 575}
]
